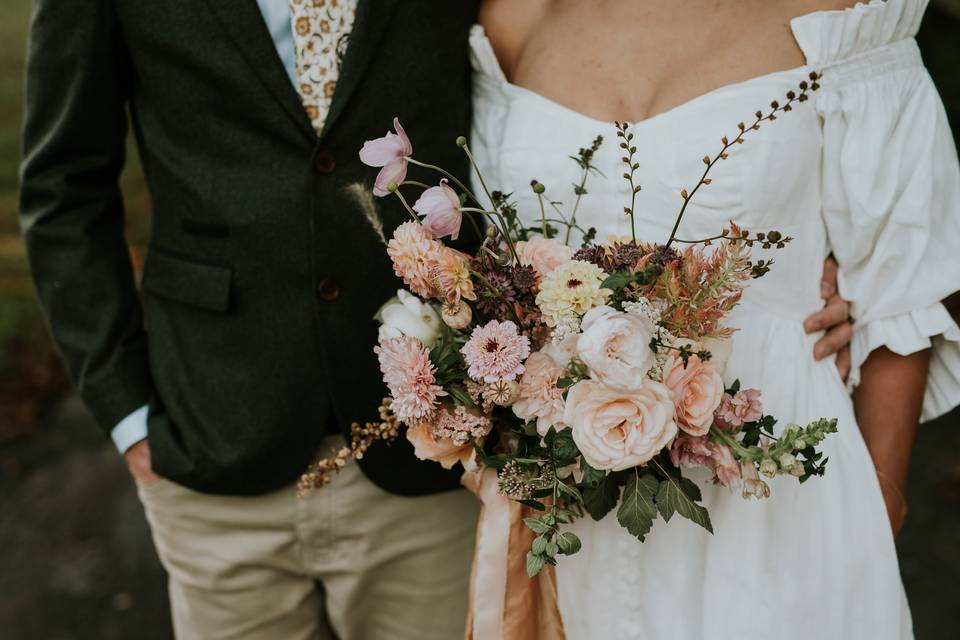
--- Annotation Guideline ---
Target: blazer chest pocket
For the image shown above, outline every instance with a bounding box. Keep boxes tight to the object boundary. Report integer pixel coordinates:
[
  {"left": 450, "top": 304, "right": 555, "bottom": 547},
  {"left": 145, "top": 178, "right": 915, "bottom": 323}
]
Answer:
[{"left": 141, "top": 249, "right": 233, "bottom": 313}]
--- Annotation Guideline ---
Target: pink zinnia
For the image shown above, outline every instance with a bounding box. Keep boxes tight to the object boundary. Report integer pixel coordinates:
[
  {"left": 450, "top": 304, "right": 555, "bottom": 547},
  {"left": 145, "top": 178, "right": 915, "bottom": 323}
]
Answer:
[
  {"left": 359, "top": 117, "right": 412, "bottom": 197},
  {"left": 715, "top": 388, "right": 763, "bottom": 429},
  {"left": 375, "top": 336, "right": 445, "bottom": 423},
  {"left": 461, "top": 320, "right": 531, "bottom": 383}
]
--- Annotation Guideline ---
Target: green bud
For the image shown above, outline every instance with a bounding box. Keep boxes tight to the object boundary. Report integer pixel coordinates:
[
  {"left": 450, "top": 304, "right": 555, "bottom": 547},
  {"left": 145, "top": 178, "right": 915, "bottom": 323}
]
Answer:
[
  {"left": 531, "top": 180, "right": 546, "bottom": 194},
  {"left": 778, "top": 453, "right": 798, "bottom": 470},
  {"left": 793, "top": 438, "right": 807, "bottom": 450},
  {"left": 456, "top": 135, "right": 468, "bottom": 147},
  {"left": 387, "top": 182, "right": 398, "bottom": 193},
  {"left": 760, "top": 458, "right": 778, "bottom": 478}
]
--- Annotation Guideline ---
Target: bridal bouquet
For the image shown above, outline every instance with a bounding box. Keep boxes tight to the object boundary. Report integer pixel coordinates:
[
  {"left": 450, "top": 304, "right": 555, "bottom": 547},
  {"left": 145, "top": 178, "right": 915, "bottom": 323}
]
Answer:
[{"left": 304, "top": 73, "right": 837, "bottom": 576}]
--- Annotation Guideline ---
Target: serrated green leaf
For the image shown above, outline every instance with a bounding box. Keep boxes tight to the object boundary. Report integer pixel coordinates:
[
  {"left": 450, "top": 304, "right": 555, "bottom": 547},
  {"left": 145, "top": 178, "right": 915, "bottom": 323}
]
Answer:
[
  {"left": 617, "top": 471, "right": 659, "bottom": 541},
  {"left": 523, "top": 517, "right": 550, "bottom": 534},
  {"left": 582, "top": 473, "right": 621, "bottom": 521},
  {"left": 654, "top": 469, "right": 713, "bottom": 533},
  {"left": 526, "top": 551, "right": 547, "bottom": 577},
  {"left": 556, "top": 531, "right": 582, "bottom": 555}
]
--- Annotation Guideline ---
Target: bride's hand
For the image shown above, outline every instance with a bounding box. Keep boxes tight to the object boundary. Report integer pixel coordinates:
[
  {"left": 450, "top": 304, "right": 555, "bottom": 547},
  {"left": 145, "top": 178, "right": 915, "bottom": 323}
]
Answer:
[{"left": 803, "top": 256, "right": 852, "bottom": 380}]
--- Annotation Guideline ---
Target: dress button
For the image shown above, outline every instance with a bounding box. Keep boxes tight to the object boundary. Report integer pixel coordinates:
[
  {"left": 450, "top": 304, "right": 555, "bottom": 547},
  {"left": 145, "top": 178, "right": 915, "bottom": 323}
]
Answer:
[
  {"left": 313, "top": 151, "right": 336, "bottom": 174},
  {"left": 316, "top": 278, "right": 340, "bottom": 301}
]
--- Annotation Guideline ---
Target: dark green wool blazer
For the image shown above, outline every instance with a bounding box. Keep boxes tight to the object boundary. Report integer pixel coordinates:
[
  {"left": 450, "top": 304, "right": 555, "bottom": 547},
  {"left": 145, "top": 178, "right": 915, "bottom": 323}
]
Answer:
[{"left": 19, "top": 0, "right": 480, "bottom": 495}]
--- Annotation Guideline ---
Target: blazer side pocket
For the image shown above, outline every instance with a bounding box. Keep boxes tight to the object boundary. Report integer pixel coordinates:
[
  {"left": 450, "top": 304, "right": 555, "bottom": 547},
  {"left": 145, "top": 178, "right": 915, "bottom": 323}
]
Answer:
[{"left": 141, "top": 249, "right": 233, "bottom": 313}]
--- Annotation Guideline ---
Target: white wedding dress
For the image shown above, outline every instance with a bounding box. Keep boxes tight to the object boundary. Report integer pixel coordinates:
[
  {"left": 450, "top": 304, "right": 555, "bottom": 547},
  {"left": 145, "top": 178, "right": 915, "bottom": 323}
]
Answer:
[{"left": 469, "top": 1, "right": 960, "bottom": 638}]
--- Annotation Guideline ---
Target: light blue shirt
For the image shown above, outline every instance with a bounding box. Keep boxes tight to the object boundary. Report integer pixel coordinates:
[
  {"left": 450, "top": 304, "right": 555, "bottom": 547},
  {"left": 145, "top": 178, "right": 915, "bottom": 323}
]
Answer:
[{"left": 112, "top": 1, "right": 298, "bottom": 453}]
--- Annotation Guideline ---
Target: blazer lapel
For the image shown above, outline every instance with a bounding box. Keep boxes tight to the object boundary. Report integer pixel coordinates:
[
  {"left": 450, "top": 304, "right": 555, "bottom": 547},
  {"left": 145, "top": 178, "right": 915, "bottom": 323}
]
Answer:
[
  {"left": 320, "top": 0, "right": 400, "bottom": 140},
  {"left": 201, "top": 0, "right": 316, "bottom": 140}
]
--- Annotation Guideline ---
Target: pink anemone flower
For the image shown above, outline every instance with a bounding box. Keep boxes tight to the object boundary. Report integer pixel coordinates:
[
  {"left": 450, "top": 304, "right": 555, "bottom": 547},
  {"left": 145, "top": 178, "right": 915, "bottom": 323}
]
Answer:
[
  {"left": 413, "top": 179, "right": 463, "bottom": 240},
  {"left": 359, "top": 117, "right": 412, "bottom": 197}
]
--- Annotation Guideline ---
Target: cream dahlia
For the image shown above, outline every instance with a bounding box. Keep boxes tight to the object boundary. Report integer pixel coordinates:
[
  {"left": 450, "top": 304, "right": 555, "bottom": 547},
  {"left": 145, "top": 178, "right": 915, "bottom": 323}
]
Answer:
[{"left": 535, "top": 260, "right": 611, "bottom": 327}]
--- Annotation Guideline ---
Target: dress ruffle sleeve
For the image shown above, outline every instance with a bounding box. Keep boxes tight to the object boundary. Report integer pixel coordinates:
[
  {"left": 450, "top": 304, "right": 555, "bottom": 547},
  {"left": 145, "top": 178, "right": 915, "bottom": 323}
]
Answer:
[{"left": 793, "top": 0, "right": 960, "bottom": 421}]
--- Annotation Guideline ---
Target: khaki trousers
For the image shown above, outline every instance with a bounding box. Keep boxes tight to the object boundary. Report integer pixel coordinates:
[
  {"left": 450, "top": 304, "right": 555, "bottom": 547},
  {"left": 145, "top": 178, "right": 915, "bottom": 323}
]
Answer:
[{"left": 138, "top": 438, "right": 479, "bottom": 640}]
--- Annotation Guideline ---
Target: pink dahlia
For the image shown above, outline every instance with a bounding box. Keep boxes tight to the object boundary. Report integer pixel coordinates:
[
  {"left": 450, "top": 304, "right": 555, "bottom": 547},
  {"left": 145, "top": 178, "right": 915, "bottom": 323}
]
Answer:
[
  {"left": 461, "top": 320, "right": 531, "bottom": 383},
  {"left": 715, "top": 388, "right": 763, "bottom": 429},
  {"left": 387, "top": 221, "right": 442, "bottom": 299},
  {"left": 512, "top": 351, "right": 567, "bottom": 436},
  {"left": 375, "top": 336, "right": 445, "bottom": 423}
]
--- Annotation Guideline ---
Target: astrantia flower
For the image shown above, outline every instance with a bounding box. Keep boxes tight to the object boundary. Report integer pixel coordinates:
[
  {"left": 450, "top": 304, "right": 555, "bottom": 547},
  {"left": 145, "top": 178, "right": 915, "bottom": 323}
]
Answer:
[
  {"left": 359, "top": 117, "right": 412, "bottom": 197},
  {"left": 413, "top": 179, "right": 463, "bottom": 240},
  {"left": 430, "top": 247, "right": 476, "bottom": 303},
  {"left": 536, "top": 260, "right": 611, "bottom": 327},
  {"left": 461, "top": 320, "right": 531, "bottom": 383},
  {"left": 375, "top": 337, "right": 445, "bottom": 423},
  {"left": 387, "top": 221, "right": 441, "bottom": 298}
]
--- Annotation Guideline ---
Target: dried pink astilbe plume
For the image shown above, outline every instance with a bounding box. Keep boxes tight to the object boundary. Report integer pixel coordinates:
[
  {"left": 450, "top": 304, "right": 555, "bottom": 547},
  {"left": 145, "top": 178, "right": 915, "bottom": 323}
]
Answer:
[
  {"left": 359, "top": 117, "right": 412, "bottom": 197},
  {"left": 461, "top": 320, "right": 531, "bottom": 383},
  {"left": 387, "top": 221, "right": 442, "bottom": 299},
  {"left": 715, "top": 388, "right": 763, "bottom": 429},
  {"left": 375, "top": 337, "right": 445, "bottom": 423},
  {"left": 432, "top": 405, "right": 492, "bottom": 446}
]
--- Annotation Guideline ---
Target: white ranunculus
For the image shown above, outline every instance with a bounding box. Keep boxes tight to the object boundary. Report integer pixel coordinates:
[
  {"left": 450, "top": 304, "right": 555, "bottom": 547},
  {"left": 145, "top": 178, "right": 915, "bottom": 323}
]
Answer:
[
  {"left": 376, "top": 290, "right": 441, "bottom": 347},
  {"left": 576, "top": 305, "right": 657, "bottom": 391}
]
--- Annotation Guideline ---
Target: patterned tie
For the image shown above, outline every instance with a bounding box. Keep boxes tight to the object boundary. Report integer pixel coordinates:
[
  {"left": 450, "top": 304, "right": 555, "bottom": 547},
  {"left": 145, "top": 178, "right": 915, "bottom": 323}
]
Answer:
[{"left": 288, "top": 0, "right": 359, "bottom": 135}]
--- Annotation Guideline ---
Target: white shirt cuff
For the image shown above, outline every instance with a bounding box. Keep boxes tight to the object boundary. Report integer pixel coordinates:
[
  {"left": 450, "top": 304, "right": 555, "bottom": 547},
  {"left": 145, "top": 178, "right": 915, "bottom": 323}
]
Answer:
[{"left": 111, "top": 405, "right": 149, "bottom": 454}]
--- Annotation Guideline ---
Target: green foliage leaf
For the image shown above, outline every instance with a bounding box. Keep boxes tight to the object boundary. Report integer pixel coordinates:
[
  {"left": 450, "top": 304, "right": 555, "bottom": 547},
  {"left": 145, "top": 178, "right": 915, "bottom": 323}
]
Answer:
[
  {"left": 556, "top": 531, "right": 582, "bottom": 555},
  {"left": 446, "top": 385, "right": 475, "bottom": 408},
  {"left": 655, "top": 472, "right": 713, "bottom": 534},
  {"left": 526, "top": 551, "right": 547, "bottom": 577},
  {"left": 582, "top": 473, "right": 621, "bottom": 521},
  {"left": 550, "top": 428, "right": 580, "bottom": 465},
  {"left": 531, "top": 535, "right": 548, "bottom": 556},
  {"left": 601, "top": 271, "right": 635, "bottom": 290},
  {"left": 579, "top": 458, "right": 607, "bottom": 488},
  {"left": 616, "top": 471, "right": 659, "bottom": 541},
  {"left": 523, "top": 517, "right": 550, "bottom": 534}
]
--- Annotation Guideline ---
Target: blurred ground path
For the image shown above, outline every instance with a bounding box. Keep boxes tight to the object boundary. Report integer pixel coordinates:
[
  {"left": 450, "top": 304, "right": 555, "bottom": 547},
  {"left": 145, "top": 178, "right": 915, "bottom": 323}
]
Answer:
[{"left": 1, "top": 395, "right": 959, "bottom": 639}]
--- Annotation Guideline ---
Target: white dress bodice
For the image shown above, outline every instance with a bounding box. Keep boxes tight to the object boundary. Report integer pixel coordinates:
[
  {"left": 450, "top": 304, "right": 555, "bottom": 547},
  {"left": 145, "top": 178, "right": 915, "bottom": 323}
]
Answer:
[{"left": 468, "top": 1, "right": 960, "bottom": 638}]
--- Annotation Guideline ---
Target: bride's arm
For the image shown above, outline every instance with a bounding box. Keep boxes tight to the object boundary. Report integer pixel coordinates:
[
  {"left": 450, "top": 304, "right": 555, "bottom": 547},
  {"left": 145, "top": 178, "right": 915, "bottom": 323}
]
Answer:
[{"left": 853, "top": 347, "right": 931, "bottom": 537}]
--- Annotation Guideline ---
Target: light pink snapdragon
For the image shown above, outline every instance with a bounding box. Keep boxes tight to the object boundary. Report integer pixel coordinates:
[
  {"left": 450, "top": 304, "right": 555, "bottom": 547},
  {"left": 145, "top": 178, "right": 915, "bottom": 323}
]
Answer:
[
  {"left": 715, "top": 388, "right": 763, "bottom": 429},
  {"left": 359, "top": 117, "right": 412, "bottom": 197}
]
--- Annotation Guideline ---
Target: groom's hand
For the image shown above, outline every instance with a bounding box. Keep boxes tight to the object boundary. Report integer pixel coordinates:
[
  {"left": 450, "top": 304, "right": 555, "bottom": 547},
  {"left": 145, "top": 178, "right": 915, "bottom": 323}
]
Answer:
[
  {"left": 125, "top": 440, "right": 161, "bottom": 487},
  {"left": 804, "top": 256, "right": 852, "bottom": 380}
]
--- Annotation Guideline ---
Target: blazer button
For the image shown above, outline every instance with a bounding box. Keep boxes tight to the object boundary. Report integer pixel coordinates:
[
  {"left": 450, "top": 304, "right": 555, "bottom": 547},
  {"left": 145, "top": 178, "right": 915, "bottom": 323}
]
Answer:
[
  {"left": 316, "top": 278, "right": 340, "bottom": 301},
  {"left": 313, "top": 151, "right": 336, "bottom": 174}
]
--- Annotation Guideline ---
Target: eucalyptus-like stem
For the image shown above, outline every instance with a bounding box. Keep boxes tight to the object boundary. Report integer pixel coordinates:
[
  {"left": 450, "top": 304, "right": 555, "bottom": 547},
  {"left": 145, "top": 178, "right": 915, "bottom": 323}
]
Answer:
[
  {"left": 566, "top": 169, "right": 590, "bottom": 245},
  {"left": 536, "top": 192, "right": 548, "bottom": 236},
  {"left": 665, "top": 72, "right": 821, "bottom": 248},
  {"left": 615, "top": 122, "right": 640, "bottom": 243},
  {"left": 460, "top": 143, "right": 521, "bottom": 264}
]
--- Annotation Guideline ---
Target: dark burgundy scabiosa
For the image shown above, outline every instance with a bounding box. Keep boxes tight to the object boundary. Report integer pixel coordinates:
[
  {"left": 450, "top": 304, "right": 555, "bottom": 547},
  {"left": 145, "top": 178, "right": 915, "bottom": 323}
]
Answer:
[
  {"left": 649, "top": 244, "right": 681, "bottom": 267},
  {"left": 572, "top": 244, "right": 610, "bottom": 271},
  {"left": 609, "top": 241, "right": 647, "bottom": 272},
  {"left": 511, "top": 264, "right": 538, "bottom": 291}
]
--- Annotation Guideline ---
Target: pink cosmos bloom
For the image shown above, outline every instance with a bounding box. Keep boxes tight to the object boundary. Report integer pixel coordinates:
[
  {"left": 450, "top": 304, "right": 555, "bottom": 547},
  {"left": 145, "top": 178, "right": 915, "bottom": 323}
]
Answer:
[
  {"left": 715, "top": 388, "right": 763, "bottom": 429},
  {"left": 414, "top": 179, "right": 463, "bottom": 240},
  {"left": 461, "top": 320, "right": 531, "bottom": 383},
  {"left": 375, "top": 336, "right": 445, "bottom": 423},
  {"left": 359, "top": 117, "right": 412, "bottom": 197}
]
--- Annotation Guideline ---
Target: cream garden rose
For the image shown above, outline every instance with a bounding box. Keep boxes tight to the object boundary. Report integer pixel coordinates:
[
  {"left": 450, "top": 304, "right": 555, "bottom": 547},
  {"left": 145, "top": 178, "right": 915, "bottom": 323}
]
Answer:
[
  {"left": 577, "top": 305, "right": 657, "bottom": 391},
  {"left": 564, "top": 379, "right": 678, "bottom": 471},
  {"left": 663, "top": 349, "right": 725, "bottom": 436}
]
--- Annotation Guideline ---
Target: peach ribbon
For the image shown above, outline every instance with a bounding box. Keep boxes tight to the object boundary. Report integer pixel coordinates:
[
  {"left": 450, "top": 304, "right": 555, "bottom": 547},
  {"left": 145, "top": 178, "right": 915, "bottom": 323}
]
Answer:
[{"left": 462, "top": 467, "right": 567, "bottom": 640}]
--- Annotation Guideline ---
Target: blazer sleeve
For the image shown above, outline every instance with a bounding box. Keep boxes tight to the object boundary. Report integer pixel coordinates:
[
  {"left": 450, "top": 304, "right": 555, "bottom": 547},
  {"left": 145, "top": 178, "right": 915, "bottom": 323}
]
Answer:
[{"left": 19, "top": 0, "right": 153, "bottom": 433}]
